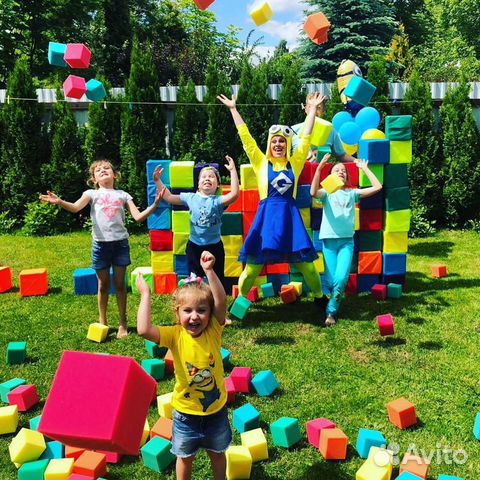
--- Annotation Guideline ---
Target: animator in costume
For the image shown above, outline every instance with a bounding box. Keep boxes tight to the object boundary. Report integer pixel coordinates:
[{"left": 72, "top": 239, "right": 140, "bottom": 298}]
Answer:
[{"left": 217, "top": 93, "right": 327, "bottom": 312}]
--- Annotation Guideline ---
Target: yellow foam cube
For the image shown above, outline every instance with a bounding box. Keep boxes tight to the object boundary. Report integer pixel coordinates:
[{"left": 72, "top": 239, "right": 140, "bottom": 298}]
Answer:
[
  {"left": 225, "top": 256, "right": 243, "bottom": 277},
  {"left": 9, "top": 428, "right": 46, "bottom": 464},
  {"left": 355, "top": 207, "right": 360, "bottom": 231},
  {"left": 390, "top": 140, "right": 412, "bottom": 164},
  {"left": 250, "top": 2, "right": 273, "bottom": 26},
  {"left": 383, "top": 231, "right": 408, "bottom": 253},
  {"left": 240, "top": 164, "right": 258, "bottom": 190},
  {"left": 240, "top": 428, "right": 269, "bottom": 462},
  {"left": 368, "top": 446, "right": 394, "bottom": 473},
  {"left": 299, "top": 207, "right": 311, "bottom": 228},
  {"left": 151, "top": 251, "right": 174, "bottom": 274},
  {"left": 44, "top": 458, "right": 74, "bottom": 479},
  {"left": 226, "top": 445, "right": 253, "bottom": 479},
  {"left": 356, "top": 459, "right": 391, "bottom": 480},
  {"left": 141, "top": 418, "right": 150, "bottom": 446},
  {"left": 86, "top": 322, "right": 109, "bottom": 343},
  {"left": 157, "top": 392, "right": 173, "bottom": 419},
  {"left": 312, "top": 197, "right": 322, "bottom": 210},
  {"left": 222, "top": 235, "right": 243, "bottom": 256},
  {"left": 384, "top": 209, "right": 411, "bottom": 232},
  {"left": 172, "top": 210, "right": 191, "bottom": 234},
  {"left": 321, "top": 174, "right": 344, "bottom": 194},
  {"left": 173, "top": 232, "right": 189, "bottom": 255},
  {"left": 307, "top": 118, "right": 333, "bottom": 147},
  {"left": 314, "top": 253, "right": 324, "bottom": 273},
  {"left": 288, "top": 281, "right": 303, "bottom": 296},
  {"left": 0, "top": 405, "right": 19, "bottom": 434},
  {"left": 169, "top": 161, "right": 194, "bottom": 188}
]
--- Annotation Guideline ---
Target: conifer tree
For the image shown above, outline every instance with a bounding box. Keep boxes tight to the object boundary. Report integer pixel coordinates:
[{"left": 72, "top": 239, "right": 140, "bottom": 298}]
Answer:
[
  {"left": 279, "top": 61, "right": 304, "bottom": 127},
  {"left": 324, "top": 81, "right": 345, "bottom": 122},
  {"left": 367, "top": 54, "right": 393, "bottom": 124}
]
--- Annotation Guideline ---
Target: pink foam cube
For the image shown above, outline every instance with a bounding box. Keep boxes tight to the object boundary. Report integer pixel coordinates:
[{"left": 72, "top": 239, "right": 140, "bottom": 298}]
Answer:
[
  {"left": 306, "top": 417, "right": 336, "bottom": 448},
  {"left": 63, "top": 75, "right": 87, "bottom": 100},
  {"left": 64, "top": 43, "right": 92, "bottom": 69},
  {"left": 225, "top": 376, "right": 236, "bottom": 405},
  {"left": 69, "top": 475, "right": 95, "bottom": 480},
  {"left": 7, "top": 384, "right": 40, "bottom": 411},
  {"left": 97, "top": 450, "right": 123, "bottom": 464},
  {"left": 377, "top": 313, "right": 395, "bottom": 336},
  {"left": 38, "top": 351, "right": 157, "bottom": 455},
  {"left": 247, "top": 286, "right": 259, "bottom": 302},
  {"left": 371, "top": 284, "right": 387, "bottom": 300},
  {"left": 230, "top": 367, "right": 252, "bottom": 393}
]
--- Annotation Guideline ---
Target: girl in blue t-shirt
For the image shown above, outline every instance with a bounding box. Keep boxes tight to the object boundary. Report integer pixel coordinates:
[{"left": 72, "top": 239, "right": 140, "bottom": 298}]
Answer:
[
  {"left": 154, "top": 156, "right": 239, "bottom": 289},
  {"left": 310, "top": 155, "right": 382, "bottom": 326}
]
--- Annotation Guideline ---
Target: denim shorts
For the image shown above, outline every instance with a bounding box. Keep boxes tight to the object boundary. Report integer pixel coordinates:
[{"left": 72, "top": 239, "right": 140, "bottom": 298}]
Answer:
[
  {"left": 171, "top": 406, "right": 232, "bottom": 458},
  {"left": 91, "top": 239, "right": 131, "bottom": 271}
]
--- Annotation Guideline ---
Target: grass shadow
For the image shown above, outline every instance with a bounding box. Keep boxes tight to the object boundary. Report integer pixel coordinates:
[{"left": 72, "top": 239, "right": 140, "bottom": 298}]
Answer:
[
  {"left": 418, "top": 341, "right": 443, "bottom": 351},
  {"left": 406, "top": 316, "right": 425, "bottom": 325},
  {"left": 48, "top": 287, "right": 62, "bottom": 295},
  {"left": 254, "top": 335, "right": 296, "bottom": 346},
  {"left": 371, "top": 337, "right": 407, "bottom": 348},
  {"left": 408, "top": 240, "right": 454, "bottom": 257}
]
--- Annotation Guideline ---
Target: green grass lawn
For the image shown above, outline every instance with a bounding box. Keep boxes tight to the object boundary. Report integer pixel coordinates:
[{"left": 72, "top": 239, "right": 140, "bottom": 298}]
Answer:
[{"left": 1, "top": 230, "right": 480, "bottom": 479}]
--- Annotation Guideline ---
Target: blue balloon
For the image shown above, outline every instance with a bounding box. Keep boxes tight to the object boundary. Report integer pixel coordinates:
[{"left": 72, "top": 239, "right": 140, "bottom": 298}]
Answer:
[
  {"left": 355, "top": 107, "right": 380, "bottom": 132},
  {"left": 338, "top": 121, "right": 362, "bottom": 145},
  {"left": 332, "top": 111, "right": 354, "bottom": 132}
]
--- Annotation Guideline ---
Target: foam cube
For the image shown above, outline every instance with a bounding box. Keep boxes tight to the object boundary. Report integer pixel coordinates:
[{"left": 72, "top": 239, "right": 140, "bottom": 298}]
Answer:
[
  {"left": 44, "top": 458, "right": 74, "bottom": 478},
  {"left": 239, "top": 164, "right": 258, "bottom": 190},
  {"left": 29, "top": 415, "right": 42, "bottom": 432},
  {"left": 396, "top": 474, "right": 423, "bottom": 480},
  {"left": 230, "top": 367, "right": 252, "bottom": 393},
  {"left": 154, "top": 273, "right": 177, "bottom": 294},
  {"left": 48, "top": 42, "right": 67, "bottom": 67},
  {"left": 360, "top": 190, "right": 384, "bottom": 211},
  {"left": 390, "top": 140, "right": 412, "bottom": 164},
  {"left": 86, "top": 323, "right": 109, "bottom": 343},
  {"left": 8, "top": 385, "right": 39, "bottom": 412},
  {"left": 72, "top": 450, "right": 107, "bottom": 478},
  {"left": 222, "top": 236, "right": 243, "bottom": 258},
  {"left": 360, "top": 209, "right": 383, "bottom": 231},
  {"left": 131, "top": 267, "right": 154, "bottom": 294},
  {"left": 280, "top": 285, "right": 297, "bottom": 304},
  {"left": 164, "top": 350, "right": 175, "bottom": 375},
  {"left": 9, "top": 428, "right": 46, "bottom": 463},
  {"left": 147, "top": 159, "right": 171, "bottom": 186},
  {"left": 251, "top": 370, "right": 279, "bottom": 397},
  {"left": 250, "top": 1, "right": 273, "bottom": 26},
  {"left": 193, "top": 0, "right": 215, "bottom": 10},
  {"left": 73, "top": 268, "right": 97, "bottom": 295},
  {"left": 171, "top": 211, "right": 190, "bottom": 235},
  {"left": 432, "top": 264, "right": 448, "bottom": 278},
  {"left": 233, "top": 403, "right": 261, "bottom": 433},
  {"left": 141, "top": 436, "right": 175, "bottom": 472},
  {"left": 225, "top": 377, "right": 236, "bottom": 405},
  {"left": 150, "top": 230, "right": 173, "bottom": 251},
  {"left": 151, "top": 417, "right": 173, "bottom": 441},
  {"left": 319, "top": 427, "right": 348, "bottom": 460},
  {"left": 18, "top": 458, "right": 50, "bottom": 479},
  {"left": 358, "top": 231, "right": 383, "bottom": 251},
  {"left": 65, "top": 445, "right": 85, "bottom": 460},
  {"left": 173, "top": 232, "right": 188, "bottom": 255},
  {"left": 0, "top": 266, "right": 13, "bottom": 292},
  {"left": 371, "top": 284, "right": 387, "bottom": 300},
  {"left": 385, "top": 186, "right": 410, "bottom": 211},
  {"left": 19, "top": 268, "right": 48, "bottom": 297},
  {"left": 387, "top": 283, "right": 402, "bottom": 298},
  {"left": 359, "top": 164, "right": 384, "bottom": 187},
  {"left": 39, "top": 440, "right": 64, "bottom": 460},
  {"left": 63, "top": 75, "right": 87, "bottom": 100},
  {"left": 296, "top": 184, "right": 312, "bottom": 208},
  {"left": 225, "top": 256, "right": 243, "bottom": 277},
  {"left": 304, "top": 12, "right": 331, "bottom": 45},
  {"left": 146, "top": 339, "right": 166, "bottom": 358},
  {"left": 148, "top": 207, "right": 171, "bottom": 230},
  {"left": 383, "top": 231, "right": 408, "bottom": 253},
  {"left": 6, "top": 341, "right": 27, "bottom": 365},
  {"left": 169, "top": 161, "right": 194, "bottom": 188},
  {"left": 247, "top": 286, "right": 259, "bottom": 303},
  {"left": 384, "top": 164, "right": 408, "bottom": 189},
  {"left": 399, "top": 453, "right": 430, "bottom": 478},
  {"left": 174, "top": 255, "right": 189, "bottom": 276},
  {"left": 306, "top": 418, "right": 336, "bottom": 448},
  {"left": 151, "top": 251, "right": 174, "bottom": 274},
  {"left": 358, "top": 274, "right": 380, "bottom": 293},
  {"left": 387, "top": 397, "right": 416, "bottom": 429},
  {"left": 157, "top": 392, "right": 174, "bottom": 419},
  {"left": 383, "top": 253, "right": 407, "bottom": 276},
  {"left": 359, "top": 139, "right": 390, "bottom": 164},
  {"left": 345, "top": 76, "right": 376, "bottom": 106},
  {"left": 85, "top": 79, "right": 106, "bottom": 102},
  {"left": 345, "top": 273, "right": 358, "bottom": 296},
  {"left": 230, "top": 296, "right": 252, "bottom": 320},
  {"left": 288, "top": 281, "right": 303, "bottom": 296},
  {"left": 260, "top": 282, "right": 275, "bottom": 298},
  {"left": 39, "top": 351, "right": 157, "bottom": 455},
  {"left": 358, "top": 251, "right": 382, "bottom": 274},
  {"left": 221, "top": 347, "right": 231, "bottom": 369},
  {"left": 222, "top": 213, "right": 244, "bottom": 236},
  {"left": 385, "top": 209, "right": 411, "bottom": 232},
  {"left": 69, "top": 474, "right": 96, "bottom": 480},
  {"left": 0, "top": 405, "right": 19, "bottom": 434},
  {"left": 356, "top": 428, "right": 387, "bottom": 459},
  {"left": 377, "top": 313, "right": 395, "bottom": 336},
  {"left": 270, "top": 417, "right": 301, "bottom": 448},
  {"left": 0, "top": 378, "right": 27, "bottom": 403},
  {"left": 142, "top": 359, "right": 165, "bottom": 381},
  {"left": 241, "top": 428, "right": 268, "bottom": 462},
  {"left": 96, "top": 449, "right": 123, "bottom": 464},
  {"left": 242, "top": 189, "right": 260, "bottom": 212},
  {"left": 226, "top": 445, "right": 252, "bottom": 479},
  {"left": 386, "top": 115, "right": 412, "bottom": 141},
  {"left": 438, "top": 476, "right": 464, "bottom": 480},
  {"left": 321, "top": 173, "right": 344, "bottom": 194},
  {"left": 356, "top": 459, "right": 391, "bottom": 480},
  {"left": 141, "top": 419, "right": 150, "bottom": 447},
  {"left": 474, "top": 412, "right": 480, "bottom": 440},
  {"left": 64, "top": 43, "right": 91, "bottom": 69}
]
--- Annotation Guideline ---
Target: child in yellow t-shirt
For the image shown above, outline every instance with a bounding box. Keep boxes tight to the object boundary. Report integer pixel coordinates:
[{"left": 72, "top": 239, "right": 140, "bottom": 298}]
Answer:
[{"left": 136, "top": 251, "right": 230, "bottom": 480}]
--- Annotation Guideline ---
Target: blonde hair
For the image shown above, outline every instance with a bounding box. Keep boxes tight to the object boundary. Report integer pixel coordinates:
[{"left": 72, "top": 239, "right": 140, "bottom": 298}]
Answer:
[
  {"left": 87, "top": 159, "right": 121, "bottom": 188},
  {"left": 173, "top": 282, "right": 215, "bottom": 324}
]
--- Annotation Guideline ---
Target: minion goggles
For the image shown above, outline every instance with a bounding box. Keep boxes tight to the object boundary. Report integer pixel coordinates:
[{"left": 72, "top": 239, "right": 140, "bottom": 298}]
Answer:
[{"left": 269, "top": 125, "right": 293, "bottom": 137}]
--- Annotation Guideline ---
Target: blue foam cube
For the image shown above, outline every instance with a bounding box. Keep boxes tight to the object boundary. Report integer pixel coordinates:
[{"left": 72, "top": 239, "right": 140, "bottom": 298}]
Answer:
[
  {"left": 40, "top": 441, "right": 65, "bottom": 460},
  {"left": 221, "top": 347, "right": 231, "bottom": 368},
  {"left": 383, "top": 253, "right": 407, "bottom": 275},
  {"left": 311, "top": 209, "right": 323, "bottom": 231},
  {"left": 260, "top": 282, "right": 275, "bottom": 298},
  {"left": 233, "top": 403, "right": 261, "bottom": 433},
  {"left": 147, "top": 159, "right": 171, "bottom": 186},
  {"left": 86, "top": 79, "right": 107, "bottom": 102},
  {"left": 344, "top": 76, "right": 377, "bottom": 106},
  {"left": 174, "top": 255, "right": 189, "bottom": 276},
  {"left": 359, "top": 191, "right": 384, "bottom": 210},
  {"left": 357, "top": 274, "right": 380, "bottom": 293},
  {"left": 270, "top": 417, "right": 301, "bottom": 448},
  {"left": 356, "top": 428, "right": 386, "bottom": 458},
  {"left": 397, "top": 474, "right": 428, "bottom": 480},
  {"left": 29, "top": 415, "right": 42, "bottom": 431},
  {"left": 312, "top": 232, "right": 323, "bottom": 252},
  {"left": 382, "top": 274, "right": 406, "bottom": 287},
  {"left": 266, "top": 274, "right": 290, "bottom": 294},
  {"left": 148, "top": 207, "right": 171, "bottom": 230},
  {"left": 230, "top": 296, "right": 252, "bottom": 320},
  {"left": 295, "top": 185, "right": 312, "bottom": 208},
  {"left": 74, "top": 268, "right": 98, "bottom": 295},
  {"left": 147, "top": 183, "right": 170, "bottom": 208},
  {"left": 141, "top": 359, "right": 166, "bottom": 381},
  {"left": 359, "top": 139, "right": 390, "bottom": 164},
  {"left": 48, "top": 42, "right": 67, "bottom": 67},
  {"left": 252, "top": 370, "right": 279, "bottom": 396}
]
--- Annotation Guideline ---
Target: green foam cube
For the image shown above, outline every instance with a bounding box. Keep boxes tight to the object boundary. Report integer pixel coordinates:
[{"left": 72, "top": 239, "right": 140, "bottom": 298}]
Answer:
[
  {"left": 230, "top": 296, "right": 252, "bottom": 320},
  {"left": 385, "top": 209, "right": 411, "bottom": 232},
  {"left": 386, "top": 115, "right": 413, "bottom": 141},
  {"left": 0, "top": 378, "right": 27, "bottom": 403},
  {"left": 169, "top": 161, "right": 194, "bottom": 188},
  {"left": 145, "top": 340, "right": 167, "bottom": 358},
  {"left": 221, "top": 213, "right": 243, "bottom": 235},
  {"left": 359, "top": 164, "right": 384, "bottom": 187},
  {"left": 7, "top": 341, "right": 27, "bottom": 365},
  {"left": 385, "top": 186, "right": 410, "bottom": 211},
  {"left": 390, "top": 140, "right": 412, "bottom": 164},
  {"left": 387, "top": 283, "right": 403, "bottom": 298},
  {"left": 270, "top": 417, "right": 301, "bottom": 448},
  {"left": 18, "top": 458, "right": 50, "bottom": 480},
  {"left": 384, "top": 164, "right": 408, "bottom": 189},
  {"left": 141, "top": 436, "right": 176, "bottom": 472},
  {"left": 131, "top": 267, "right": 154, "bottom": 294},
  {"left": 358, "top": 231, "right": 383, "bottom": 251},
  {"left": 141, "top": 359, "right": 166, "bottom": 381},
  {"left": 172, "top": 211, "right": 190, "bottom": 234}
]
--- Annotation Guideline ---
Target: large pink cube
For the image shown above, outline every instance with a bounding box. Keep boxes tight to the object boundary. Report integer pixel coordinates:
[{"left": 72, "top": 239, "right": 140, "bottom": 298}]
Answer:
[
  {"left": 230, "top": 367, "right": 252, "bottom": 393},
  {"left": 377, "top": 313, "right": 395, "bottom": 336},
  {"left": 306, "top": 417, "right": 336, "bottom": 448},
  {"left": 63, "top": 75, "right": 87, "bottom": 100},
  {"left": 64, "top": 43, "right": 92, "bottom": 69},
  {"left": 7, "top": 384, "right": 40, "bottom": 411},
  {"left": 39, "top": 351, "right": 157, "bottom": 455}
]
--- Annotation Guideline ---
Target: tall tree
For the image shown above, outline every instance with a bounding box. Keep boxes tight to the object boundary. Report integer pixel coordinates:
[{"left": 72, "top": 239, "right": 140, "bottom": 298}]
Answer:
[
  {"left": 367, "top": 54, "right": 393, "bottom": 123},
  {"left": 392, "top": 0, "right": 430, "bottom": 47},
  {"left": 279, "top": 61, "right": 304, "bottom": 127},
  {"left": 324, "top": 81, "right": 344, "bottom": 122},
  {"left": 300, "top": 0, "right": 397, "bottom": 81}
]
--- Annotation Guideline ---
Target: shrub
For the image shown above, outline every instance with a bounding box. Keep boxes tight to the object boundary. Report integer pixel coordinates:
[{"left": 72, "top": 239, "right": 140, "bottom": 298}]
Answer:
[
  {"left": 0, "top": 211, "right": 18, "bottom": 234},
  {"left": 409, "top": 204, "right": 436, "bottom": 238},
  {"left": 22, "top": 202, "right": 74, "bottom": 236}
]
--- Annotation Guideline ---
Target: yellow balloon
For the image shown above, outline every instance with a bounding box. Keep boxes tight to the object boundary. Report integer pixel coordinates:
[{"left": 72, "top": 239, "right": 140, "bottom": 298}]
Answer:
[
  {"left": 361, "top": 128, "right": 386, "bottom": 140},
  {"left": 342, "top": 142, "right": 358, "bottom": 155}
]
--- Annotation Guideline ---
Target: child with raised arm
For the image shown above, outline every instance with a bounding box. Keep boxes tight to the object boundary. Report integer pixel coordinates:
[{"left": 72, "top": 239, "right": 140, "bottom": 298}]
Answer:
[
  {"left": 136, "top": 251, "right": 231, "bottom": 480},
  {"left": 154, "top": 156, "right": 239, "bottom": 289},
  {"left": 311, "top": 155, "right": 382, "bottom": 326},
  {"left": 40, "top": 159, "right": 161, "bottom": 338}
]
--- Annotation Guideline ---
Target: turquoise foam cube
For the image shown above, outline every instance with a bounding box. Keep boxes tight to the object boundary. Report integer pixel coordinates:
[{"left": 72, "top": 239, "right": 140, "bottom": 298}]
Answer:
[
  {"left": 261, "top": 282, "right": 275, "bottom": 298},
  {"left": 387, "top": 283, "right": 402, "bottom": 298},
  {"left": 147, "top": 159, "right": 171, "bottom": 186},
  {"left": 230, "top": 296, "right": 252, "bottom": 320},
  {"left": 40, "top": 440, "right": 64, "bottom": 460},
  {"left": 221, "top": 347, "right": 231, "bottom": 368},
  {"left": 233, "top": 403, "right": 261, "bottom": 433},
  {"left": 29, "top": 414, "right": 42, "bottom": 431},
  {"left": 145, "top": 339, "right": 167, "bottom": 358},
  {"left": 344, "top": 76, "right": 376, "bottom": 106},
  {"left": 397, "top": 474, "right": 426, "bottom": 480},
  {"left": 474, "top": 412, "right": 480, "bottom": 440},
  {"left": 141, "top": 359, "right": 166, "bottom": 381},
  {"left": 48, "top": 42, "right": 67, "bottom": 67},
  {"left": 7, "top": 341, "right": 27, "bottom": 365},
  {"left": 270, "top": 417, "right": 301, "bottom": 448},
  {"left": 438, "top": 476, "right": 464, "bottom": 480},
  {"left": 251, "top": 370, "right": 279, "bottom": 396},
  {"left": 0, "top": 378, "right": 27, "bottom": 402},
  {"left": 141, "top": 436, "right": 176, "bottom": 472},
  {"left": 356, "top": 428, "right": 386, "bottom": 458},
  {"left": 86, "top": 79, "right": 107, "bottom": 102},
  {"left": 18, "top": 458, "right": 50, "bottom": 480}
]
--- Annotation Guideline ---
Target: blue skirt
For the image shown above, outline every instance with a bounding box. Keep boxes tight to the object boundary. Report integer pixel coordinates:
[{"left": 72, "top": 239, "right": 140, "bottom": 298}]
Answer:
[{"left": 239, "top": 197, "right": 318, "bottom": 265}]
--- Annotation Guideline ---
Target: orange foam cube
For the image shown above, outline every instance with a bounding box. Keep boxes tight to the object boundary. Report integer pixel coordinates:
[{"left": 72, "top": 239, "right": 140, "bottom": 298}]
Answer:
[
  {"left": 266, "top": 263, "right": 290, "bottom": 274},
  {"left": 280, "top": 285, "right": 297, "bottom": 304},
  {"left": 0, "top": 266, "right": 13, "bottom": 293},
  {"left": 73, "top": 450, "right": 107, "bottom": 478},
  {"left": 164, "top": 349, "right": 175, "bottom": 375},
  {"left": 304, "top": 12, "right": 331, "bottom": 45},
  {"left": 151, "top": 417, "right": 173, "bottom": 441},
  {"left": 19, "top": 268, "right": 48, "bottom": 297},
  {"left": 154, "top": 273, "right": 177, "bottom": 294},
  {"left": 387, "top": 397, "right": 417, "bottom": 429},
  {"left": 319, "top": 427, "right": 348, "bottom": 460},
  {"left": 358, "top": 251, "right": 382, "bottom": 274},
  {"left": 232, "top": 285, "right": 240, "bottom": 299},
  {"left": 399, "top": 453, "right": 430, "bottom": 479},
  {"left": 65, "top": 445, "right": 86, "bottom": 460},
  {"left": 432, "top": 264, "right": 448, "bottom": 278}
]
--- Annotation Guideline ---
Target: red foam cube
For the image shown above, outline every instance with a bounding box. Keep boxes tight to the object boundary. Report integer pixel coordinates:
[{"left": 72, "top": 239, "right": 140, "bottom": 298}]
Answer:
[
  {"left": 69, "top": 474, "right": 95, "bottom": 480},
  {"left": 304, "top": 12, "right": 331, "bottom": 45},
  {"left": 194, "top": 0, "right": 215, "bottom": 10},
  {"left": 154, "top": 273, "right": 177, "bottom": 294},
  {"left": 280, "top": 285, "right": 297, "bottom": 304},
  {"left": 225, "top": 376, "right": 236, "bottom": 405},
  {"left": 242, "top": 190, "right": 260, "bottom": 212},
  {"left": 38, "top": 351, "right": 157, "bottom": 455},
  {"left": 73, "top": 450, "right": 107, "bottom": 478},
  {"left": 359, "top": 209, "right": 383, "bottom": 231},
  {"left": 344, "top": 162, "right": 359, "bottom": 187},
  {"left": 225, "top": 189, "right": 243, "bottom": 212},
  {"left": 7, "top": 384, "right": 39, "bottom": 411},
  {"left": 0, "top": 266, "right": 13, "bottom": 293},
  {"left": 298, "top": 161, "right": 316, "bottom": 185},
  {"left": 242, "top": 211, "right": 256, "bottom": 239},
  {"left": 319, "top": 162, "right": 333, "bottom": 182},
  {"left": 266, "top": 263, "right": 290, "bottom": 274},
  {"left": 150, "top": 230, "right": 173, "bottom": 251},
  {"left": 345, "top": 273, "right": 358, "bottom": 296},
  {"left": 232, "top": 285, "right": 240, "bottom": 299},
  {"left": 306, "top": 417, "right": 336, "bottom": 448},
  {"left": 97, "top": 449, "right": 123, "bottom": 464},
  {"left": 377, "top": 313, "right": 395, "bottom": 336},
  {"left": 230, "top": 367, "right": 252, "bottom": 393},
  {"left": 63, "top": 75, "right": 87, "bottom": 100},
  {"left": 371, "top": 283, "right": 387, "bottom": 300},
  {"left": 247, "top": 286, "right": 259, "bottom": 302},
  {"left": 387, "top": 397, "right": 417, "bottom": 429},
  {"left": 64, "top": 43, "right": 92, "bottom": 69},
  {"left": 19, "top": 268, "right": 48, "bottom": 297},
  {"left": 432, "top": 264, "right": 448, "bottom": 278}
]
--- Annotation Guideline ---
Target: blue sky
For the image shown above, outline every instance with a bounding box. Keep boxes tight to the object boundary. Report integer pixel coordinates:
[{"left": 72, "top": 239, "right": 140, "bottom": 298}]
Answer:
[{"left": 208, "top": 0, "right": 308, "bottom": 57}]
